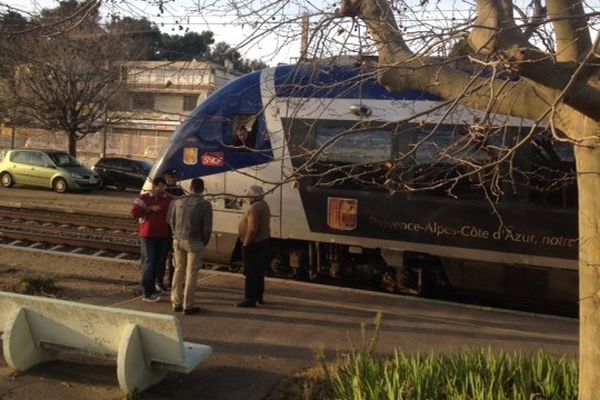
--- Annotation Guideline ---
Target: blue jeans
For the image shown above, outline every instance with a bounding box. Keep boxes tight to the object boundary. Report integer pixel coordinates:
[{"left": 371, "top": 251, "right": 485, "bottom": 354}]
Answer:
[{"left": 140, "top": 237, "right": 170, "bottom": 297}]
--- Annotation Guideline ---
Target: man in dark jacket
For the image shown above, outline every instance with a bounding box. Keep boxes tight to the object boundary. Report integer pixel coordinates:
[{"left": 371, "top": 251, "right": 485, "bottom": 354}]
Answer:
[
  {"left": 169, "top": 178, "right": 213, "bottom": 315},
  {"left": 131, "top": 176, "right": 173, "bottom": 302}
]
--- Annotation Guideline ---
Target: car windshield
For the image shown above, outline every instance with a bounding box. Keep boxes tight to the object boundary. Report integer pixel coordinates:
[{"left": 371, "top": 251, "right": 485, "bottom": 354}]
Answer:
[{"left": 47, "top": 152, "right": 82, "bottom": 167}]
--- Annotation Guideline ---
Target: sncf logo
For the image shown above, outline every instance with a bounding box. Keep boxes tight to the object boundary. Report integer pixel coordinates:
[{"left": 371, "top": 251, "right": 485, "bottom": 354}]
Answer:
[{"left": 201, "top": 152, "right": 225, "bottom": 167}]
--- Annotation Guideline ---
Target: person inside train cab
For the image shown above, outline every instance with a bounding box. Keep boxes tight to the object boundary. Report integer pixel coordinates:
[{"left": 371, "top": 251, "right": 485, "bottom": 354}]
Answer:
[
  {"left": 236, "top": 185, "right": 271, "bottom": 308},
  {"left": 157, "top": 168, "right": 186, "bottom": 292},
  {"left": 233, "top": 125, "right": 250, "bottom": 147},
  {"left": 232, "top": 118, "right": 257, "bottom": 148},
  {"left": 131, "top": 176, "right": 173, "bottom": 303}
]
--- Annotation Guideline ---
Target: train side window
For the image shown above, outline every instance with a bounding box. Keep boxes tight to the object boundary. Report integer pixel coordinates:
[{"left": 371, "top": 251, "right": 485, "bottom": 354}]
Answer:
[
  {"left": 410, "top": 124, "right": 492, "bottom": 200},
  {"left": 315, "top": 126, "right": 391, "bottom": 164},
  {"left": 312, "top": 123, "right": 393, "bottom": 190},
  {"left": 528, "top": 138, "right": 577, "bottom": 209},
  {"left": 231, "top": 115, "right": 258, "bottom": 149},
  {"left": 224, "top": 197, "right": 244, "bottom": 210}
]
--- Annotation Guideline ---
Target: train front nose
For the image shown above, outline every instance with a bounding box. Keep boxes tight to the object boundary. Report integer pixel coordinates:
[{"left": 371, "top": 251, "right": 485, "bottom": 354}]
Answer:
[{"left": 146, "top": 69, "right": 273, "bottom": 187}]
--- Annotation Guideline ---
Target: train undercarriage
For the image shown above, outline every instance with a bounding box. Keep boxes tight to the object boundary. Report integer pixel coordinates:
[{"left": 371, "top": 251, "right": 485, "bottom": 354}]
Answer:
[{"left": 221, "top": 238, "right": 577, "bottom": 316}]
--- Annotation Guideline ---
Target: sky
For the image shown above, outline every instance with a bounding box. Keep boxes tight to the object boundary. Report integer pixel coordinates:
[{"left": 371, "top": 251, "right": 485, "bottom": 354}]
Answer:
[{"left": 3, "top": 0, "right": 600, "bottom": 66}]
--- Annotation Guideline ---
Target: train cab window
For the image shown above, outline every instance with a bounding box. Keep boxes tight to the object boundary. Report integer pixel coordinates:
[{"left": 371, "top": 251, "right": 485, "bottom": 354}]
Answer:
[{"left": 231, "top": 115, "right": 258, "bottom": 149}]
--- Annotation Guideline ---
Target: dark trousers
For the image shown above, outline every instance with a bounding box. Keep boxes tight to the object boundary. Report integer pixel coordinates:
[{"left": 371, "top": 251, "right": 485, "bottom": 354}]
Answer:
[
  {"left": 242, "top": 240, "right": 269, "bottom": 303},
  {"left": 157, "top": 239, "right": 174, "bottom": 288},
  {"left": 140, "top": 237, "right": 170, "bottom": 297}
]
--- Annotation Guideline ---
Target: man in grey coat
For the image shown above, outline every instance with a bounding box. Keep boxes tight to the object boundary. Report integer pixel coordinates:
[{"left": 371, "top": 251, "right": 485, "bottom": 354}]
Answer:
[{"left": 169, "top": 178, "right": 213, "bottom": 315}]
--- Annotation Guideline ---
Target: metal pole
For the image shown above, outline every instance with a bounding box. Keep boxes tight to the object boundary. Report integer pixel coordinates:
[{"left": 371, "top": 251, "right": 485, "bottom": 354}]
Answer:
[
  {"left": 300, "top": 14, "right": 309, "bottom": 61},
  {"left": 102, "top": 110, "right": 108, "bottom": 158},
  {"left": 10, "top": 109, "right": 16, "bottom": 149}
]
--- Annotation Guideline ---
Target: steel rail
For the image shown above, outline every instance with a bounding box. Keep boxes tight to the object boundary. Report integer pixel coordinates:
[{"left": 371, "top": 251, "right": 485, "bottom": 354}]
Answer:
[
  {"left": 0, "top": 207, "right": 137, "bottom": 232},
  {"left": 0, "top": 230, "right": 140, "bottom": 254}
]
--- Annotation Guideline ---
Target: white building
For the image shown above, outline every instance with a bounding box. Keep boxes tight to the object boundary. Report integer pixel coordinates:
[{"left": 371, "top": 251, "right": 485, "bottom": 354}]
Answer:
[{"left": 107, "top": 61, "right": 240, "bottom": 158}]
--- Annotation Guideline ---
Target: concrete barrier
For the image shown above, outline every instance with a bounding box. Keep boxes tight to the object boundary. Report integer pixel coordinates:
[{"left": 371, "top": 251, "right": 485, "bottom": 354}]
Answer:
[{"left": 0, "top": 291, "right": 212, "bottom": 394}]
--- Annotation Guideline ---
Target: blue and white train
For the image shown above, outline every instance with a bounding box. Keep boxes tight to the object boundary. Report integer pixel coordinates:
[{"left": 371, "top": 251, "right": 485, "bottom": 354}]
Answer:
[{"left": 147, "top": 61, "right": 578, "bottom": 311}]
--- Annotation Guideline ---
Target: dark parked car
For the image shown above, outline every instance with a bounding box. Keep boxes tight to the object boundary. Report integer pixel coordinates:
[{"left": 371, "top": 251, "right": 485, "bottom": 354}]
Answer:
[{"left": 91, "top": 157, "right": 152, "bottom": 190}]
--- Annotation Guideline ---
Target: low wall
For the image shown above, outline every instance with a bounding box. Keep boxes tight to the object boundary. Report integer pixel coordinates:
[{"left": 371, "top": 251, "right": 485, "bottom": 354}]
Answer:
[{"left": 0, "top": 127, "right": 170, "bottom": 167}]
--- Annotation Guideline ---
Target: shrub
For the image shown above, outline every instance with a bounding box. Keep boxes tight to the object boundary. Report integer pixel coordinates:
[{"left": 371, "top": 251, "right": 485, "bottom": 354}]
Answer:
[{"left": 14, "top": 275, "right": 57, "bottom": 295}]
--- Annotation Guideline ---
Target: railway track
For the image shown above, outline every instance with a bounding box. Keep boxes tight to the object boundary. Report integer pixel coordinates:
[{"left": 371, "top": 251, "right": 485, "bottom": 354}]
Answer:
[{"left": 0, "top": 207, "right": 140, "bottom": 261}]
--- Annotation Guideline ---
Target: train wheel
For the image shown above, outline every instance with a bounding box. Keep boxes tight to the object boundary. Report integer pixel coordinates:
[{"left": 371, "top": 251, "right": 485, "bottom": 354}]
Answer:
[
  {"left": 269, "top": 254, "right": 287, "bottom": 276},
  {"left": 0, "top": 172, "right": 14, "bottom": 188}
]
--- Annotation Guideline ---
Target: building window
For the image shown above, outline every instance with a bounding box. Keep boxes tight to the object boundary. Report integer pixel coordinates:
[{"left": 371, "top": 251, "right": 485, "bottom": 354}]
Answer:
[
  {"left": 132, "top": 93, "right": 155, "bottom": 110},
  {"left": 183, "top": 95, "right": 199, "bottom": 111}
]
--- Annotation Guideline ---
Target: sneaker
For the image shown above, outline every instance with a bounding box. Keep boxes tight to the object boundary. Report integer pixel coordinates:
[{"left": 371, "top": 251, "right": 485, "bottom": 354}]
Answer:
[
  {"left": 183, "top": 306, "right": 201, "bottom": 315},
  {"left": 143, "top": 294, "right": 161, "bottom": 303},
  {"left": 172, "top": 305, "right": 183, "bottom": 312}
]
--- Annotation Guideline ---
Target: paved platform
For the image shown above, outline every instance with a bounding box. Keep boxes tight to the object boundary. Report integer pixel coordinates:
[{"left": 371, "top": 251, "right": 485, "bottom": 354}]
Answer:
[{"left": 1, "top": 269, "right": 577, "bottom": 400}]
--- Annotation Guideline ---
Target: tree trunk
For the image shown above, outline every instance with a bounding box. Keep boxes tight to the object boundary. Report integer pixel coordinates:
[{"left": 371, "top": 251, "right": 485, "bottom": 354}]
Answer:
[
  {"left": 575, "top": 118, "right": 600, "bottom": 400},
  {"left": 68, "top": 132, "right": 77, "bottom": 158}
]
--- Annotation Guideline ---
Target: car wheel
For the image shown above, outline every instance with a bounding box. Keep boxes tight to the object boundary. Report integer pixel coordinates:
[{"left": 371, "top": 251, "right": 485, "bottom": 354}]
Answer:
[
  {"left": 0, "top": 172, "right": 14, "bottom": 188},
  {"left": 53, "top": 177, "right": 68, "bottom": 193}
]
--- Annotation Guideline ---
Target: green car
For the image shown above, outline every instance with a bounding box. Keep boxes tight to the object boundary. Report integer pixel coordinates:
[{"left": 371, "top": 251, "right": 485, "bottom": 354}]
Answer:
[{"left": 0, "top": 149, "right": 102, "bottom": 193}]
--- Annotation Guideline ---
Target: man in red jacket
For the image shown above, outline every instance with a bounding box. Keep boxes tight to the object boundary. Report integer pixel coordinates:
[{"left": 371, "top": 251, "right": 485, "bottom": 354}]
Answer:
[{"left": 131, "top": 176, "right": 173, "bottom": 302}]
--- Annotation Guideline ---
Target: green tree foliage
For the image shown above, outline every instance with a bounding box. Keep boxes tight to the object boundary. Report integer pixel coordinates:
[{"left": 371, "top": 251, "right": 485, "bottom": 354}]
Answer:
[
  {"left": 106, "top": 16, "right": 161, "bottom": 60},
  {"left": 0, "top": 11, "right": 30, "bottom": 78},
  {"left": 0, "top": 11, "right": 34, "bottom": 124},
  {"left": 157, "top": 31, "right": 215, "bottom": 60},
  {"left": 0, "top": 10, "right": 29, "bottom": 33},
  {"left": 36, "top": 0, "right": 101, "bottom": 31},
  {"left": 208, "top": 42, "right": 268, "bottom": 73}
]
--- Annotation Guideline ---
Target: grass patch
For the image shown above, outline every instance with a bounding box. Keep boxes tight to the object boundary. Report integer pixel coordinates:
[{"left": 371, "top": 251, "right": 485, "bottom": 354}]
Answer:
[
  {"left": 322, "top": 348, "right": 577, "bottom": 400},
  {"left": 13, "top": 274, "right": 58, "bottom": 295},
  {"left": 267, "top": 313, "right": 578, "bottom": 400}
]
